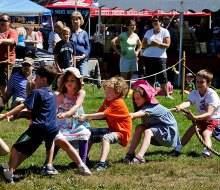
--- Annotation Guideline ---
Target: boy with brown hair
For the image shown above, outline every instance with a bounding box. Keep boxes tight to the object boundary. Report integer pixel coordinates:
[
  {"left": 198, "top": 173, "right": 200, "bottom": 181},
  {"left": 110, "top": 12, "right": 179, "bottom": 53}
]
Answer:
[
  {"left": 0, "top": 65, "right": 58, "bottom": 183},
  {"left": 172, "top": 69, "right": 220, "bottom": 158}
]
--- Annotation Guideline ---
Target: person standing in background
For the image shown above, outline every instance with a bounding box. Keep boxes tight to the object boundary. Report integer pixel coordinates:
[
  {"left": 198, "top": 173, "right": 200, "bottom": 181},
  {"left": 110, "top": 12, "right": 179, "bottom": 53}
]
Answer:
[
  {"left": 24, "top": 26, "right": 39, "bottom": 48},
  {"left": 48, "top": 21, "right": 63, "bottom": 53},
  {"left": 142, "top": 15, "right": 172, "bottom": 99},
  {"left": 111, "top": 20, "right": 142, "bottom": 97},
  {"left": 16, "top": 26, "right": 26, "bottom": 47},
  {"left": 0, "top": 13, "right": 18, "bottom": 96},
  {"left": 15, "top": 26, "right": 27, "bottom": 58},
  {"left": 70, "top": 11, "right": 90, "bottom": 77}
]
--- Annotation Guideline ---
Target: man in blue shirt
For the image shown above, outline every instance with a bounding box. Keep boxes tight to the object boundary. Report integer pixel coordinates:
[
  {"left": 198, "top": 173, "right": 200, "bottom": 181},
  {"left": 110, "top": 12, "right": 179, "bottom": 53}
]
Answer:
[{"left": 5, "top": 57, "right": 34, "bottom": 108}]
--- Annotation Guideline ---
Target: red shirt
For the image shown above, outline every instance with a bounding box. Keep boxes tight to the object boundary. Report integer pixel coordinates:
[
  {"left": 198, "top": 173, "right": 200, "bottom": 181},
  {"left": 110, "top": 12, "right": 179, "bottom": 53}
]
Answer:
[
  {"left": 0, "top": 28, "right": 18, "bottom": 63},
  {"left": 98, "top": 97, "right": 132, "bottom": 147}
]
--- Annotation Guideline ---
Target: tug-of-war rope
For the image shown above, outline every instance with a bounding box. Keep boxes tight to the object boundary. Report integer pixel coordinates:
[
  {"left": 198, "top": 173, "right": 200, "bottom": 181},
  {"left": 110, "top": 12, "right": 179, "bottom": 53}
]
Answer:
[
  {"left": 170, "top": 108, "right": 220, "bottom": 157},
  {"left": 3, "top": 52, "right": 219, "bottom": 155},
  {"left": 84, "top": 58, "right": 182, "bottom": 83}
]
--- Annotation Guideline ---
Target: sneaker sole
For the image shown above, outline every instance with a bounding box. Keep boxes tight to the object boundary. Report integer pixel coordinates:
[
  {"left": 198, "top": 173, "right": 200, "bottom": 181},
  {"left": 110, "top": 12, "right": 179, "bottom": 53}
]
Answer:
[
  {"left": 0, "top": 163, "right": 14, "bottom": 183},
  {"left": 77, "top": 170, "right": 92, "bottom": 176},
  {"left": 41, "top": 171, "right": 58, "bottom": 175}
]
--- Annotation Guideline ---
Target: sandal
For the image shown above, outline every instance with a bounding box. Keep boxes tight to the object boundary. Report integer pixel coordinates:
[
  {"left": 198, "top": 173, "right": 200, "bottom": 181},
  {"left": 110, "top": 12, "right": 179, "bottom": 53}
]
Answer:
[
  {"left": 132, "top": 155, "right": 146, "bottom": 164},
  {"left": 122, "top": 153, "right": 135, "bottom": 164}
]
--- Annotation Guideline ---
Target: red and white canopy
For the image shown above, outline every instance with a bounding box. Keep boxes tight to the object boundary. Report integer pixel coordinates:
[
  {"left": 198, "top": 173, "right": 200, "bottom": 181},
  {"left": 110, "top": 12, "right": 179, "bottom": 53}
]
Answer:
[
  {"left": 46, "top": 0, "right": 92, "bottom": 9},
  {"left": 90, "top": 7, "right": 211, "bottom": 17}
]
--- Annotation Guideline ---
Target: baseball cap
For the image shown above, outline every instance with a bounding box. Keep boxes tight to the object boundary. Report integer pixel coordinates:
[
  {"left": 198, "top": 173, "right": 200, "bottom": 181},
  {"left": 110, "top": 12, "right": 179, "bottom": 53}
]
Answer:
[
  {"left": 22, "top": 57, "right": 34, "bottom": 66},
  {"left": 186, "top": 73, "right": 193, "bottom": 77}
]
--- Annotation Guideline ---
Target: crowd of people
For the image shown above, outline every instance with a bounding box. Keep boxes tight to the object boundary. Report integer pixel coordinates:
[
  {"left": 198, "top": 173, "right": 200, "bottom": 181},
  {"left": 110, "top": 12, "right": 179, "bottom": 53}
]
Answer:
[{"left": 0, "top": 12, "right": 220, "bottom": 184}]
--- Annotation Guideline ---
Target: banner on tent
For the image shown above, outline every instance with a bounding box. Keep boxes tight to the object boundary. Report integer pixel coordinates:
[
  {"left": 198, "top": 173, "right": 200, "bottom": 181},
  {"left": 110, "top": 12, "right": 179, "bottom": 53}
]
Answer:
[
  {"left": 90, "top": 8, "right": 211, "bottom": 17},
  {"left": 46, "top": 0, "right": 92, "bottom": 8}
]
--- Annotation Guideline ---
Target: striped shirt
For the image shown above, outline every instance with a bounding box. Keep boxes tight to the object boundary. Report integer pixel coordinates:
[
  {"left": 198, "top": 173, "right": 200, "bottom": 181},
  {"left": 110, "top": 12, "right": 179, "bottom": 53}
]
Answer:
[{"left": 7, "top": 70, "right": 28, "bottom": 105}]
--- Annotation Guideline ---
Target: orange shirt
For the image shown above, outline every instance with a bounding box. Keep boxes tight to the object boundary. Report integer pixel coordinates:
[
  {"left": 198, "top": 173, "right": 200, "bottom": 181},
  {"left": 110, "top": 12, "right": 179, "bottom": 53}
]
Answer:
[
  {"left": 0, "top": 28, "right": 18, "bottom": 63},
  {"left": 98, "top": 97, "right": 132, "bottom": 147}
]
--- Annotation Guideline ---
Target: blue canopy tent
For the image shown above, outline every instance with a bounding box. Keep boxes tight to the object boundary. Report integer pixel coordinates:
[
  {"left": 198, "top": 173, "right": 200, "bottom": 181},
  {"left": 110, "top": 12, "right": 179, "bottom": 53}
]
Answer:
[{"left": 0, "top": 0, "right": 52, "bottom": 16}]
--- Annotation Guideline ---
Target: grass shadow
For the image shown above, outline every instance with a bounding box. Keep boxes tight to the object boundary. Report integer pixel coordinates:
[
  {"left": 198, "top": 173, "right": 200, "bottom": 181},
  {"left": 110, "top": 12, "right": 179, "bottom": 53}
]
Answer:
[{"left": 186, "top": 151, "right": 200, "bottom": 158}]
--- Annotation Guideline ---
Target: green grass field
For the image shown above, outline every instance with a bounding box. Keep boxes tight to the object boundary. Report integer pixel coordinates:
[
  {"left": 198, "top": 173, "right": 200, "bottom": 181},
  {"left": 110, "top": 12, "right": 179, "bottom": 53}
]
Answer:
[{"left": 0, "top": 85, "right": 220, "bottom": 190}]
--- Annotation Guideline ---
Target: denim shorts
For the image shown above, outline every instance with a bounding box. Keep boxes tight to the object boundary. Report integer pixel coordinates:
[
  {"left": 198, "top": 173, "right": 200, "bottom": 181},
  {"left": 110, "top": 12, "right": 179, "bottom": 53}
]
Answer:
[
  {"left": 90, "top": 128, "right": 120, "bottom": 144},
  {"left": 120, "top": 57, "right": 138, "bottom": 73}
]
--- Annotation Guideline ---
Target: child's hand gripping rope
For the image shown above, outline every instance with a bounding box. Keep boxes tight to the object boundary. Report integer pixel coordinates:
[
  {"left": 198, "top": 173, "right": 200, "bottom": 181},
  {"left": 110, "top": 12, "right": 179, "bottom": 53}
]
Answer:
[
  {"left": 170, "top": 108, "right": 196, "bottom": 125},
  {"left": 170, "top": 107, "right": 220, "bottom": 156}
]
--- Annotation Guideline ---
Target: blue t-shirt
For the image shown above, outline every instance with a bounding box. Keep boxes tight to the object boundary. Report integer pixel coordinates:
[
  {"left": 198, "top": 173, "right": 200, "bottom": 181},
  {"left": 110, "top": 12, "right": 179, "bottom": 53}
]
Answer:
[
  {"left": 24, "top": 87, "right": 58, "bottom": 134},
  {"left": 54, "top": 40, "right": 76, "bottom": 69}
]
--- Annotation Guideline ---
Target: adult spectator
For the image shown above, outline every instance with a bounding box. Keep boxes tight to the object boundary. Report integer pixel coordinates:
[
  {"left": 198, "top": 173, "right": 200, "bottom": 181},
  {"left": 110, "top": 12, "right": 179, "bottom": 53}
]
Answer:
[
  {"left": 0, "top": 13, "right": 18, "bottom": 96},
  {"left": 142, "top": 15, "right": 172, "bottom": 99},
  {"left": 16, "top": 26, "right": 26, "bottom": 47},
  {"left": 35, "top": 28, "right": 43, "bottom": 49},
  {"left": 24, "top": 26, "right": 39, "bottom": 48},
  {"left": 48, "top": 21, "right": 63, "bottom": 53},
  {"left": 70, "top": 11, "right": 90, "bottom": 77},
  {"left": 111, "top": 19, "right": 142, "bottom": 96},
  {"left": 15, "top": 26, "right": 27, "bottom": 58},
  {"left": 5, "top": 57, "right": 34, "bottom": 109}
]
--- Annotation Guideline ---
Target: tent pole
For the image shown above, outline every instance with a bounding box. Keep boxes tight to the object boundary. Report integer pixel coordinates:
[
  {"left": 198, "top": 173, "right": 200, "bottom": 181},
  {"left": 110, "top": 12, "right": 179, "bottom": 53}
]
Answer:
[
  {"left": 97, "top": 6, "right": 102, "bottom": 43},
  {"left": 75, "top": 0, "right": 78, "bottom": 11},
  {"left": 88, "top": 14, "right": 91, "bottom": 39},
  {"left": 178, "top": 12, "right": 184, "bottom": 87},
  {"left": 51, "top": 16, "right": 54, "bottom": 30}
]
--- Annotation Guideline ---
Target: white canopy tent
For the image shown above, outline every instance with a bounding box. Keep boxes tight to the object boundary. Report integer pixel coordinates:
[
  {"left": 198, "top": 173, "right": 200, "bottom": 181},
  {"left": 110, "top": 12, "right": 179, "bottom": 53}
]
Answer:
[{"left": 97, "top": 0, "right": 220, "bottom": 86}]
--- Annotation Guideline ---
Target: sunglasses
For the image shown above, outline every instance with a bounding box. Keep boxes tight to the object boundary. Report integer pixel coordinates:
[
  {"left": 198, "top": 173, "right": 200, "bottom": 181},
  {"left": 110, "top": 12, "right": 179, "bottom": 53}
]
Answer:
[
  {"left": 0, "top": 19, "right": 9, "bottom": 22},
  {"left": 152, "top": 19, "right": 159, "bottom": 22}
]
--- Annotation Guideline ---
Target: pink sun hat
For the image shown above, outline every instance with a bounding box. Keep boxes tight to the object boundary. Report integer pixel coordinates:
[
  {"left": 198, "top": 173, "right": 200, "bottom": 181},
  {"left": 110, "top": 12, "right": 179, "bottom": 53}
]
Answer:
[{"left": 133, "top": 80, "right": 158, "bottom": 104}]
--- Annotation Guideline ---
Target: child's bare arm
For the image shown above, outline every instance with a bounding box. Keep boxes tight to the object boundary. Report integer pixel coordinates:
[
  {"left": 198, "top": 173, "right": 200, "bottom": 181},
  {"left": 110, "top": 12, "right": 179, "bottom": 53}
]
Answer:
[
  {"left": 57, "top": 90, "right": 86, "bottom": 119},
  {"left": 75, "top": 112, "right": 105, "bottom": 121},
  {"left": 186, "top": 105, "right": 215, "bottom": 121},
  {"left": 131, "top": 110, "right": 149, "bottom": 120},
  {"left": 174, "top": 101, "right": 191, "bottom": 112},
  {"left": 0, "top": 103, "right": 26, "bottom": 120}
]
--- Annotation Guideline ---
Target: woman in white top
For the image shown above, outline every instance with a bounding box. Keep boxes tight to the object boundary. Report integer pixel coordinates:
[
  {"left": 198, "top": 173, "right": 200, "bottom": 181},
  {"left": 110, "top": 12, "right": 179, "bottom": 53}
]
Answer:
[
  {"left": 142, "top": 15, "right": 172, "bottom": 99},
  {"left": 24, "top": 26, "right": 39, "bottom": 48}
]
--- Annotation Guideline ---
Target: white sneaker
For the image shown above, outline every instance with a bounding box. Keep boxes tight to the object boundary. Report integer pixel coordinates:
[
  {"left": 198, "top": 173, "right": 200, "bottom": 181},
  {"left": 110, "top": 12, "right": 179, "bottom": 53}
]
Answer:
[
  {"left": 40, "top": 165, "right": 58, "bottom": 175},
  {"left": 165, "top": 95, "right": 174, "bottom": 100},
  {"left": 77, "top": 165, "right": 92, "bottom": 176}
]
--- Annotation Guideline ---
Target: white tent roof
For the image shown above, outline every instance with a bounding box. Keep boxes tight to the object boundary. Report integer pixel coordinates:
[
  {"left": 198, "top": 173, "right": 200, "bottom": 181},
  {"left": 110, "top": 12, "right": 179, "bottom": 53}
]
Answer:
[
  {"left": 98, "top": 0, "right": 220, "bottom": 12},
  {"left": 0, "top": 0, "right": 52, "bottom": 16}
]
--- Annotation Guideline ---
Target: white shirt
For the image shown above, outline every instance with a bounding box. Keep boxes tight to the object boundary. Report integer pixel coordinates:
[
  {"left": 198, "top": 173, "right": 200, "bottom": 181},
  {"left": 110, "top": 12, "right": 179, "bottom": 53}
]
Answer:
[
  {"left": 143, "top": 27, "right": 170, "bottom": 58},
  {"left": 188, "top": 88, "right": 220, "bottom": 119},
  {"left": 48, "top": 31, "right": 61, "bottom": 53}
]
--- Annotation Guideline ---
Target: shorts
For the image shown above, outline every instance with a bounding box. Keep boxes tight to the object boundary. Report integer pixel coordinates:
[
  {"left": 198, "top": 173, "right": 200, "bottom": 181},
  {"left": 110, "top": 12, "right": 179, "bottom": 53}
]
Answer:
[
  {"left": 212, "top": 120, "right": 220, "bottom": 141},
  {"left": 143, "top": 57, "right": 168, "bottom": 84},
  {"left": 13, "top": 125, "right": 58, "bottom": 157},
  {"left": 0, "top": 62, "right": 8, "bottom": 86},
  {"left": 90, "top": 128, "right": 120, "bottom": 144},
  {"left": 197, "top": 119, "right": 219, "bottom": 132},
  {"left": 120, "top": 57, "right": 138, "bottom": 73}
]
